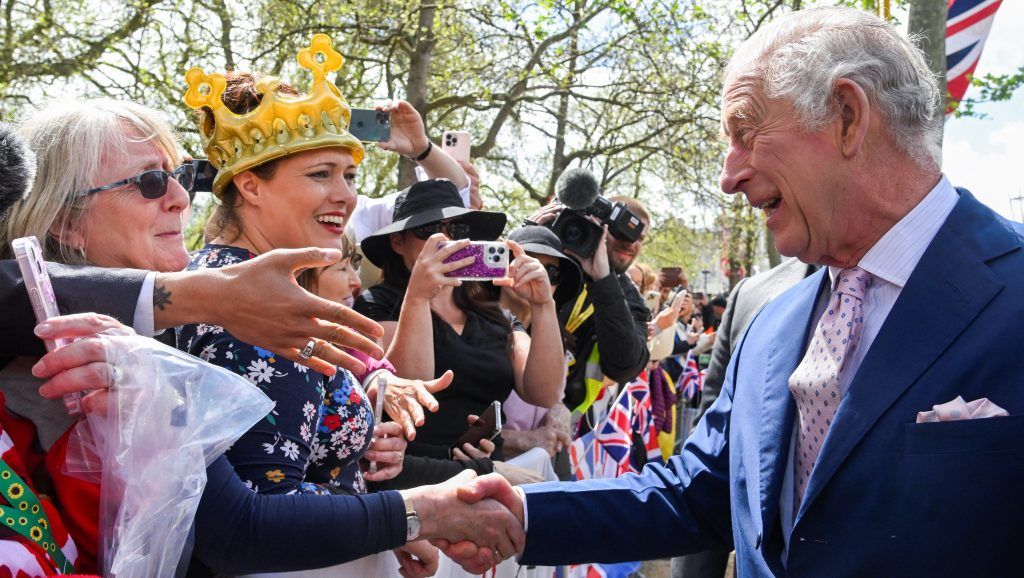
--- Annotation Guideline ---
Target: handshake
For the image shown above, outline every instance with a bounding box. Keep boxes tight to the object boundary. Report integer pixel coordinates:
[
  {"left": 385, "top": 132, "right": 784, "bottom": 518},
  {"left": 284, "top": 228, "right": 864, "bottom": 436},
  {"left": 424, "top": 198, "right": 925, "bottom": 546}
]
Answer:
[{"left": 401, "top": 470, "right": 529, "bottom": 574}]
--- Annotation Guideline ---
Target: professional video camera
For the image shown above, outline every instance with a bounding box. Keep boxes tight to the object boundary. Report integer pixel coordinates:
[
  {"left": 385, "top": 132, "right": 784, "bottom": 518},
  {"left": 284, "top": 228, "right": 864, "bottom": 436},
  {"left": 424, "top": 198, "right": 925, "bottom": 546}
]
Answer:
[{"left": 548, "top": 168, "right": 645, "bottom": 259}]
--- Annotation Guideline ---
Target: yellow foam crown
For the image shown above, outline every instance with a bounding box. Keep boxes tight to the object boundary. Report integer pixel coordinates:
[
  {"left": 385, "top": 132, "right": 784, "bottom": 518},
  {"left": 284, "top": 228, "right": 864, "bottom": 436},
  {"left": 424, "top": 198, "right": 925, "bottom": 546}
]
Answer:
[{"left": 184, "top": 34, "right": 365, "bottom": 196}]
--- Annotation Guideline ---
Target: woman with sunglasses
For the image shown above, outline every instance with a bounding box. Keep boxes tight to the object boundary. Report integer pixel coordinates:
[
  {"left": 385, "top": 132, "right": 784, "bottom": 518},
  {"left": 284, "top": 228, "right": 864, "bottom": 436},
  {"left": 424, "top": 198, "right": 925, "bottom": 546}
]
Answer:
[{"left": 357, "top": 180, "right": 566, "bottom": 462}]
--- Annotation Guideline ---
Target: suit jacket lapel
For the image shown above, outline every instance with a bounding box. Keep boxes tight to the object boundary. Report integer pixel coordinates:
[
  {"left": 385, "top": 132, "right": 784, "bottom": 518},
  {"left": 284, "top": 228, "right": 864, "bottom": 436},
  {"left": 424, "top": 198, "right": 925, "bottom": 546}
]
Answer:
[
  {"left": 758, "top": 269, "right": 828, "bottom": 542},
  {"left": 797, "top": 191, "right": 1014, "bottom": 518}
]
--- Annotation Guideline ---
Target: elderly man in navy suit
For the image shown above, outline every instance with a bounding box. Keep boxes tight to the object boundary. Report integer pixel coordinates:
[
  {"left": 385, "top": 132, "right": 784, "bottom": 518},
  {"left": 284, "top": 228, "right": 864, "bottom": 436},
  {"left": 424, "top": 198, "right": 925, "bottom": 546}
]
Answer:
[{"left": 429, "top": 6, "right": 1024, "bottom": 577}]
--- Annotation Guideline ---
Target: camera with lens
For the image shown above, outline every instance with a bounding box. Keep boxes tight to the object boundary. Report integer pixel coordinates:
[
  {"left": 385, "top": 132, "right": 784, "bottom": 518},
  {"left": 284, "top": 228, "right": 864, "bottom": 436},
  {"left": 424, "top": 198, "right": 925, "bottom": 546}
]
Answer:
[{"left": 547, "top": 168, "right": 645, "bottom": 258}]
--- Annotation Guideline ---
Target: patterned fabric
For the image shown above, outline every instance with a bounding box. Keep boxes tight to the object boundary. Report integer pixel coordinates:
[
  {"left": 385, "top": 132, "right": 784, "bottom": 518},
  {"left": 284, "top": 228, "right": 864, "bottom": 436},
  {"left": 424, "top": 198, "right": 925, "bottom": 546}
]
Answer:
[
  {"left": 178, "top": 245, "right": 374, "bottom": 495},
  {"left": 788, "top": 267, "right": 872, "bottom": 509}
]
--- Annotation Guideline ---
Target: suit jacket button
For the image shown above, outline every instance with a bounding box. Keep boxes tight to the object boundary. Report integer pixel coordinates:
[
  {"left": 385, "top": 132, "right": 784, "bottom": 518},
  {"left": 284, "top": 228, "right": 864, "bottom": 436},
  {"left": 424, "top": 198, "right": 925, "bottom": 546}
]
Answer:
[{"left": 755, "top": 531, "right": 762, "bottom": 549}]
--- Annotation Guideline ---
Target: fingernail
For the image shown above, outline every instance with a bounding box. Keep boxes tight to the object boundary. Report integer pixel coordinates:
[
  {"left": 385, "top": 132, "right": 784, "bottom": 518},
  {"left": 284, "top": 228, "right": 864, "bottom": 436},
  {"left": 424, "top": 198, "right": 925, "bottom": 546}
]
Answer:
[
  {"left": 34, "top": 323, "right": 52, "bottom": 337},
  {"left": 37, "top": 385, "right": 50, "bottom": 398},
  {"left": 31, "top": 360, "right": 46, "bottom": 377}
]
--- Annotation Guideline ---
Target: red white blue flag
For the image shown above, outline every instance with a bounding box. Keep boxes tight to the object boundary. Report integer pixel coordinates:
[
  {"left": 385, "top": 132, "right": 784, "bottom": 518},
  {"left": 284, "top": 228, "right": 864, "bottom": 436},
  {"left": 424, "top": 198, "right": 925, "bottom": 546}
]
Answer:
[
  {"left": 677, "top": 353, "right": 702, "bottom": 401},
  {"left": 946, "top": 0, "right": 1003, "bottom": 113}
]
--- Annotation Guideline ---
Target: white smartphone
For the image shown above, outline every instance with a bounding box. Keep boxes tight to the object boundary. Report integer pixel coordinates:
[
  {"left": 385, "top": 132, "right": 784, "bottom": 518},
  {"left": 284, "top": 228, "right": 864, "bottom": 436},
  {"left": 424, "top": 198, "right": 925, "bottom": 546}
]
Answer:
[
  {"left": 442, "top": 130, "right": 472, "bottom": 163},
  {"left": 368, "top": 372, "right": 388, "bottom": 475},
  {"left": 442, "top": 241, "right": 509, "bottom": 281},
  {"left": 11, "top": 236, "right": 83, "bottom": 415}
]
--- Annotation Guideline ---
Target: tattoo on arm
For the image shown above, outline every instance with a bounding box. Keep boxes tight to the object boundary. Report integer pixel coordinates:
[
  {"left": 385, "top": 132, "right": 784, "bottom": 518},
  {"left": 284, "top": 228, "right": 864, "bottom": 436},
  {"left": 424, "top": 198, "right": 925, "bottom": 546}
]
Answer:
[{"left": 154, "top": 282, "right": 173, "bottom": 312}]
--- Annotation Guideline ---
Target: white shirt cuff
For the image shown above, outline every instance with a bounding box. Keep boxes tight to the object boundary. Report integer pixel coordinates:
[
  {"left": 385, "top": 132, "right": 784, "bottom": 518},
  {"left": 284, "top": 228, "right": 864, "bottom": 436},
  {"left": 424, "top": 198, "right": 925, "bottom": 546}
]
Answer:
[{"left": 133, "top": 272, "right": 158, "bottom": 337}]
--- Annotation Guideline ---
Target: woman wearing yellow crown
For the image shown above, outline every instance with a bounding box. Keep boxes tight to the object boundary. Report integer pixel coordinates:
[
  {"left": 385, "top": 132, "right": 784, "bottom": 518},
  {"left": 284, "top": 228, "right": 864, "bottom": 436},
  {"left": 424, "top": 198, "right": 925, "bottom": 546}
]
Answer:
[{"left": 179, "top": 34, "right": 483, "bottom": 576}]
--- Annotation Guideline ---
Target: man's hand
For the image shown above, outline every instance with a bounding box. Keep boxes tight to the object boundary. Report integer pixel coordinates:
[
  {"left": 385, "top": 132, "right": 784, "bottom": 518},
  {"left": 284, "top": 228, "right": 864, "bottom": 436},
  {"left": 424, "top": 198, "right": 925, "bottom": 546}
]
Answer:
[
  {"left": 156, "top": 247, "right": 385, "bottom": 376},
  {"left": 367, "top": 370, "right": 454, "bottom": 440},
  {"left": 402, "top": 471, "right": 525, "bottom": 572},
  {"left": 33, "top": 313, "right": 135, "bottom": 414},
  {"left": 436, "top": 473, "right": 528, "bottom": 573},
  {"left": 393, "top": 540, "right": 439, "bottom": 578},
  {"left": 570, "top": 225, "right": 611, "bottom": 281},
  {"left": 526, "top": 201, "right": 563, "bottom": 227}
]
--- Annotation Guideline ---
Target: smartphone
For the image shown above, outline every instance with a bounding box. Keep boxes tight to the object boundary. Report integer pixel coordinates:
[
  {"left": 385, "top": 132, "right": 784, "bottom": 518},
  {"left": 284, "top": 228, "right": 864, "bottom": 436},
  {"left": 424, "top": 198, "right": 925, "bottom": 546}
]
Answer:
[
  {"left": 368, "top": 373, "right": 388, "bottom": 474},
  {"left": 12, "top": 236, "right": 82, "bottom": 415},
  {"left": 191, "top": 158, "right": 217, "bottom": 193},
  {"left": 442, "top": 130, "right": 472, "bottom": 163},
  {"left": 349, "top": 108, "right": 392, "bottom": 142},
  {"left": 660, "top": 267, "right": 683, "bottom": 288},
  {"left": 442, "top": 241, "right": 509, "bottom": 281},
  {"left": 452, "top": 400, "right": 502, "bottom": 454}
]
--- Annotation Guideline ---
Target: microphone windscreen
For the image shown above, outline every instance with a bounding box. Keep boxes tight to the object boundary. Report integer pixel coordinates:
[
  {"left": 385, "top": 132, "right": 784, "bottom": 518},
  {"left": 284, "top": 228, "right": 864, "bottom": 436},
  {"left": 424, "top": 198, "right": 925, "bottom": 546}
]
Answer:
[
  {"left": 554, "top": 167, "right": 599, "bottom": 210},
  {"left": 0, "top": 124, "right": 35, "bottom": 218}
]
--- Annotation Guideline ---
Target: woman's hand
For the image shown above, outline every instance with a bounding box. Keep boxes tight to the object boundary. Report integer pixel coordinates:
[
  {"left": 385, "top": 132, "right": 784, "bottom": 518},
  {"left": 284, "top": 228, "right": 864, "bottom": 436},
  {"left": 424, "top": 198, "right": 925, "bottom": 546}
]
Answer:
[
  {"left": 653, "top": 290, "right": 689, "bottom": 332},
  {"left": 376, "top": 99, "right": 429, "bottom": 158},
  {"left": 368, "top": 370, "right": 455, "bottom": 440},
  {"left": 451, "top": 414, "right": 496, "bottom": 460},
  {"left": 526, "top": 201, "right": 563, "bottom": 227},
  {"left": 363, "top": 421, "right": 407, "bottom": 482},
  {"left": 406, "top": 234, "right": 473, "bottom": 304},
  {"left": 393, "top": 540, "right": 440, "bottom": 578},
  {"left": 33, "top": 313, "right": 136, "bottom": 415},
  {"left": 457, "top": 160, "right": 483, "bottom": 209},
  {"left": 686, "top": 316, "right": 704, "bottom": 345},
  {"left": 493, "top": 461, "right": 545, "bottom": 486},
  {"left": 494, "top": 240, "right": 554, "bottom": 308}
]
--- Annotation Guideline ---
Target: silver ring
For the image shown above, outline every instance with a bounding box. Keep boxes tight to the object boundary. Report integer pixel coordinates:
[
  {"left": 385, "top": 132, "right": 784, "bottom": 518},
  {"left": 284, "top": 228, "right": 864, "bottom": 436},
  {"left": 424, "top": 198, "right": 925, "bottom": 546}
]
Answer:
[
  {"left": 108, "top": 364, "right": 123, "bottom": 390},
  {"left": 299, "top": 339, "right": 316, "bottom": 360}
]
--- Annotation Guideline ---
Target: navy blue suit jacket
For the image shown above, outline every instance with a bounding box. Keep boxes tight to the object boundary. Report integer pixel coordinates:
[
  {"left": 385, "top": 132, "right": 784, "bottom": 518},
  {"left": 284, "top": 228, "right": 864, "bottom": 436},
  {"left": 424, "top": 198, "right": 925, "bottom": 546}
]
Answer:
[{"left": 521, "top": 191, "right": 1024, "bottom": 576}]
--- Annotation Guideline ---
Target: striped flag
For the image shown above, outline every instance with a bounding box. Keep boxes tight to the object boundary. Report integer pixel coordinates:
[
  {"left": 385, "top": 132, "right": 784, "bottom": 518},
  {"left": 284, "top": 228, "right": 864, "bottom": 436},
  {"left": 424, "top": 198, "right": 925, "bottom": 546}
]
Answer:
[
  {"left": 677, "top": 353, "right": 702, "bottom": 401},
  {"left": 946, "top": 0, "right": 1004, "bottom": 113}
]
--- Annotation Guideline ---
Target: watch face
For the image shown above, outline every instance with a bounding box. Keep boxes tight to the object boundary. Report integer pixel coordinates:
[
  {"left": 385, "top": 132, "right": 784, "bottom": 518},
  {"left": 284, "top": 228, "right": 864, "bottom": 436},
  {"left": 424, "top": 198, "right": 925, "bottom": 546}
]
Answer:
[{"left": 406, "top": 513, "right": 421, "bottom": 541}]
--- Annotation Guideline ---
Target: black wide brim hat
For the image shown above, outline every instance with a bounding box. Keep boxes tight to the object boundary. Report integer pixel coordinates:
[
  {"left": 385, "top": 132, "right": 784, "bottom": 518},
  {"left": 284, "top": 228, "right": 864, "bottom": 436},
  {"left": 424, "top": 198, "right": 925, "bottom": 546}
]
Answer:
[
  {"left": 361, "top": 178, "right": 507, "bottom": 268},
  {"left": 508, "top": 225, "right": 583, "bottom": 306}
]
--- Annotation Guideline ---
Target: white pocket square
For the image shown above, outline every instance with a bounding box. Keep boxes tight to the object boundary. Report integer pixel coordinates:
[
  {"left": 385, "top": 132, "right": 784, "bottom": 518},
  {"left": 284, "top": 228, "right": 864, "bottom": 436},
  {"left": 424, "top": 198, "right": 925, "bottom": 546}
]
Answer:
[{"left": 916, "top": 396, "right": 1009, "bottom": 424}]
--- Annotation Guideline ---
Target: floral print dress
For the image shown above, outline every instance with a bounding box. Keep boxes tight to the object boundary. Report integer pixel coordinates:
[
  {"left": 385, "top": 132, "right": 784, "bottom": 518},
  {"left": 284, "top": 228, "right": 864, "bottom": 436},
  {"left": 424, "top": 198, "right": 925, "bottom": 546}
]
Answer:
[{"left": 177, "top": 244, "right": 374, "bottom": 495}]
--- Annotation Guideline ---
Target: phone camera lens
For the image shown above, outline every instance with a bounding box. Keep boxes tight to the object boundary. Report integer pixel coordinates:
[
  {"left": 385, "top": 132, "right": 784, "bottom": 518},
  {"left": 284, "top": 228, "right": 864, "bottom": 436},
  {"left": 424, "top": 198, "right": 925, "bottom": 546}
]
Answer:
[{"left": 488, "top": 247, "right": 496, "bottom": 254}]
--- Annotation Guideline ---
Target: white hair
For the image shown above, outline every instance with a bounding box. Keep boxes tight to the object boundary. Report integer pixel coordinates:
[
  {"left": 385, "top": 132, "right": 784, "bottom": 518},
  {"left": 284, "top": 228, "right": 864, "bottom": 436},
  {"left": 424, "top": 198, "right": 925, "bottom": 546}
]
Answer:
[
  {"left": 727, "top": 6, "right": 942, "bottom": 168},
  {"left": 0, "top": 99, "right": 181, "bottom": 263}
]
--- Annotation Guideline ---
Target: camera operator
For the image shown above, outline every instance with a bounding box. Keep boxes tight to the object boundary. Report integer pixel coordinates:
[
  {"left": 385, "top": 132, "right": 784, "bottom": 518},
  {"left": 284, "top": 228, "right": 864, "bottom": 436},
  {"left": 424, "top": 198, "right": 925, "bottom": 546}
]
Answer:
[{"left": 526, "top": 174, "right": 651, "bottom": 418}]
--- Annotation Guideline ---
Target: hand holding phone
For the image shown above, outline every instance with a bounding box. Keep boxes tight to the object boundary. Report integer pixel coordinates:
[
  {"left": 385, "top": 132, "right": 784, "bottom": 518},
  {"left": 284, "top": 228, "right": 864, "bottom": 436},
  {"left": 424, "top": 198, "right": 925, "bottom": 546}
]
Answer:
[
  {"left": 451, "top": 400, "right": 502, "bottom": 456},
  {"left": 442, "top": 241, "right": 509, "bottom": 281},
  {"left": 12, "top": 236, "right": 82, "bottom": 415},
  {"left": 368, "top": 373, "right": 388, "bottom": 474}
]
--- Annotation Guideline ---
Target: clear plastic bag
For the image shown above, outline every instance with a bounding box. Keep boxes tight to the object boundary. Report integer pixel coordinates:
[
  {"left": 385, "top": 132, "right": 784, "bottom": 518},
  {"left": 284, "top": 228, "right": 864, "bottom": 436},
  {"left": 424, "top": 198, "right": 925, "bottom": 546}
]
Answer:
[{"left": 65, "top": 333, "right": 274, "bottom": 577}]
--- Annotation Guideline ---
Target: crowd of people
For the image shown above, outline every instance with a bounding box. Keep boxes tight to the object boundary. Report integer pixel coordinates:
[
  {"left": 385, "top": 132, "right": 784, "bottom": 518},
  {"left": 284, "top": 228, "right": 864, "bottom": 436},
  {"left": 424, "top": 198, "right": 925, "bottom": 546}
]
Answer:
[{"left": 1, "top": 5, "right": 1022, "bottom": 578}]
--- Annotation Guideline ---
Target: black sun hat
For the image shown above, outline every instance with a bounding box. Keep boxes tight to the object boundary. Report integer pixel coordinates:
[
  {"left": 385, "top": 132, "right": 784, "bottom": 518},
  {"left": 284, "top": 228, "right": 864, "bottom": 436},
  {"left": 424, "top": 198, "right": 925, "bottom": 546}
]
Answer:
[
  {"left": 508, "top": 225, "right": 583, "bottom": 306},
  {"left": 360, "top": 178, "right": 507, "bottom": 268}
]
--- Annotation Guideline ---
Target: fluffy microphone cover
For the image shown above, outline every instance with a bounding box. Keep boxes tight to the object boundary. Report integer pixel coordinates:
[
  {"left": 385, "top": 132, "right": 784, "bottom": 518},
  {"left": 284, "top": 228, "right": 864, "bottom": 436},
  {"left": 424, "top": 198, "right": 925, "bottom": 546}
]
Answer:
[
  {"left": 554, "top": 167, "right": 600, "bottom": 210},
  {"left": 0, "top": 123, "right": 35, "bottom": 218}
]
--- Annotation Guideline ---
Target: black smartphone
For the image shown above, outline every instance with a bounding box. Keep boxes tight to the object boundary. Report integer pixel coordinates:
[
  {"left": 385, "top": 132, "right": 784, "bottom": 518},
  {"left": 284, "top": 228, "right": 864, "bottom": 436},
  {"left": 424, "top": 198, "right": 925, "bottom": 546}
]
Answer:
[
  {"left": 349, "top": 108, "right": 392, "bottom": 142},
  {"left": 191, "top": 159, "right": 217, "bottom": 193},
  {"left": 451, "top": 400, "right": 502, "bottom": 454}
]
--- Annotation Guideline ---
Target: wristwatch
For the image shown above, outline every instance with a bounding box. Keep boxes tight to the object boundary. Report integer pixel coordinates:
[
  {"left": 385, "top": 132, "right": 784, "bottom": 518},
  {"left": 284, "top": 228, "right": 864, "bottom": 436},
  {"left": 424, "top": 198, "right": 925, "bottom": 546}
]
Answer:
[{"left": 403, "top": 495, "right": 421, "bottom": 541}]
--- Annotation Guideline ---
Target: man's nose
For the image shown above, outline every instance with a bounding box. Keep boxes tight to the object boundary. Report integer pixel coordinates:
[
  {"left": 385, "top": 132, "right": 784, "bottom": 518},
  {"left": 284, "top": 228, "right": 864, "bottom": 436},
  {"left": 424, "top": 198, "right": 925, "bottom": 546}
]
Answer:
[{"left": 720, "top": 143, "right": 754, "bottom": 195}]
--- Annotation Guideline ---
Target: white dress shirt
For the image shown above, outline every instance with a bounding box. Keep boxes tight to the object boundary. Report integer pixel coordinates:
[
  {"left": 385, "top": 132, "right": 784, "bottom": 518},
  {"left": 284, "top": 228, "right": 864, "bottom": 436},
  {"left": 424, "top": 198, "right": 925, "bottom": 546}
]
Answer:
[{"left": 780, "top": 175, "right": 959, "bottom": 562}]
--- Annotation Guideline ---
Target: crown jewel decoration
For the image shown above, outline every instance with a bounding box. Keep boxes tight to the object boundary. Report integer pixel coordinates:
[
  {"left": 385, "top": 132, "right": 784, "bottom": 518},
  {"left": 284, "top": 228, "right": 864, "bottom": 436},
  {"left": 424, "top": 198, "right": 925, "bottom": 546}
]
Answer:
[{"left": 184, "top": 34, "right": 365, "bottom": 196}]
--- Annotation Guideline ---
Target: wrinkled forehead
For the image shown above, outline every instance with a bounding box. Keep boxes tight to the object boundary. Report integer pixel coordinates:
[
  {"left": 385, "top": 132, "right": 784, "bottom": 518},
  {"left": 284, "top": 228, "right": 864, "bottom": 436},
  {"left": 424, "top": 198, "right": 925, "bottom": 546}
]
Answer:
[{"left": 720, "top": 63, "right": 766, "bottom": 131}]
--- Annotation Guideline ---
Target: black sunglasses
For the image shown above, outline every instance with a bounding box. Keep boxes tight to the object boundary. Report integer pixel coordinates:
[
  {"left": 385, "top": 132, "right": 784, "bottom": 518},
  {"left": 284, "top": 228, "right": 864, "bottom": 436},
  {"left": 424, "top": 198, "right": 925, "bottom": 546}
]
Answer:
[
  {"left": 410, "top": 219, "right": 472, "bottom": 241},
  {"left": 544, "top": 263, "right": 562, "bottom": 286},
  {"left": 78, "top": 164, "right": 197, "bottom": 202}
]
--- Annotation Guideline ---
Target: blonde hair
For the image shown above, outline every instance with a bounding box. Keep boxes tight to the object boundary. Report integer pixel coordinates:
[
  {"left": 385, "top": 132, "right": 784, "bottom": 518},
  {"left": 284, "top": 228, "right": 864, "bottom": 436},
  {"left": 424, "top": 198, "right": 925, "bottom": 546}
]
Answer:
[
  {"left": 0, "top": 99, "right": 182, "bottom": 264},
  {"left": 631, "top": 262, "right": 657, "bottom": 294}
]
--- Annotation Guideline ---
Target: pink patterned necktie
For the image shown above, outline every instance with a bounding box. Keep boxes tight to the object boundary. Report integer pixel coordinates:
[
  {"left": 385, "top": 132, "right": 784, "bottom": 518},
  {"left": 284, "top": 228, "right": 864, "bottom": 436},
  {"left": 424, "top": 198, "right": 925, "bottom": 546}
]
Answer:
[{"left": 789, "top": 267, "right": 872, "bottom": 510}]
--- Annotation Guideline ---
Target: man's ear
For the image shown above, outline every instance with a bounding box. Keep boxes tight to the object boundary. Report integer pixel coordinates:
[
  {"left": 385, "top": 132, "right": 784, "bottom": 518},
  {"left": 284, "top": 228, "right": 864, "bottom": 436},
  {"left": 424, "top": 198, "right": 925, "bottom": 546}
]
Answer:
[
  {"left": 232, "top": 171, "right": 263, "bottom": 206},
  {"left": 833, "top": 78, "right": 871, "bottom": 159}
]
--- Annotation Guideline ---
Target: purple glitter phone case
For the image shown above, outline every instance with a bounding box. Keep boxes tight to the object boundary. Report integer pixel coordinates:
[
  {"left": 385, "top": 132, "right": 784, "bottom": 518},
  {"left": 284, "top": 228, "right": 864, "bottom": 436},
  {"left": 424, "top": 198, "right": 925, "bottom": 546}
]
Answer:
[{"left": 443, "top": 241, "right": 509, "bottom": 280}]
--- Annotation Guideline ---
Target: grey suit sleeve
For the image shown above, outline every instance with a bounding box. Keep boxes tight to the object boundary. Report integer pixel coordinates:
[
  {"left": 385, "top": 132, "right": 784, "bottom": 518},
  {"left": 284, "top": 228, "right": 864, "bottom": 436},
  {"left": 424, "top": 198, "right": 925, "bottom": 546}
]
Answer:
[
  {"left": 695, "top": 277, "right": 747, "bottom": 424},
  {"left": 1, "top": 260, "right": 147, "bottom": 357}
]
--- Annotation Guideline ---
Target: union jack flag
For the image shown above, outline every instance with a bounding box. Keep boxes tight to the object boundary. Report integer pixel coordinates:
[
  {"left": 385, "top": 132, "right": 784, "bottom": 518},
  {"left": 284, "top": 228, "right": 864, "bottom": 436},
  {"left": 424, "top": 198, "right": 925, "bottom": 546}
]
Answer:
[
  {"left": 946, "top": 0, "right": 1004, "bottom": 113},
  {"left": 677, "top": 353, "right": 702, "bottom": 401}
]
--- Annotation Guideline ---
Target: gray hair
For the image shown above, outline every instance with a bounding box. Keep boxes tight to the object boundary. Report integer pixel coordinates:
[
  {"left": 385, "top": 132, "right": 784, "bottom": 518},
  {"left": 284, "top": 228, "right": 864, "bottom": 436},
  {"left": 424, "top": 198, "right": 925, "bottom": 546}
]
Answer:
[
  {"left": 727, "top": 6, "right": 942, "bottom": 167},
  {"left": 0, "top": 99, "right": 182, "bottom": 263}
]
